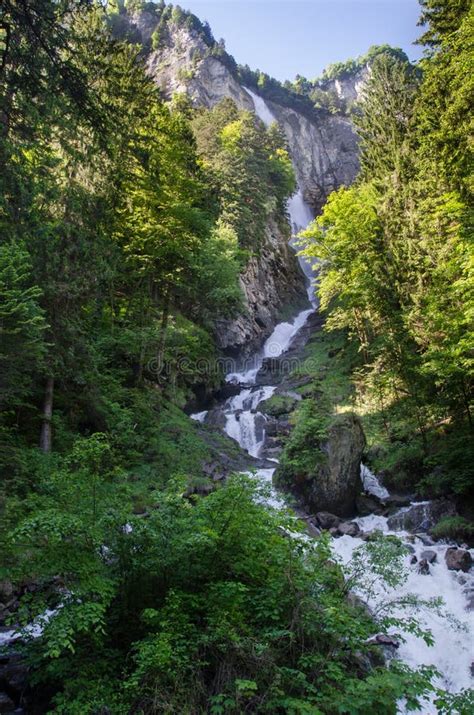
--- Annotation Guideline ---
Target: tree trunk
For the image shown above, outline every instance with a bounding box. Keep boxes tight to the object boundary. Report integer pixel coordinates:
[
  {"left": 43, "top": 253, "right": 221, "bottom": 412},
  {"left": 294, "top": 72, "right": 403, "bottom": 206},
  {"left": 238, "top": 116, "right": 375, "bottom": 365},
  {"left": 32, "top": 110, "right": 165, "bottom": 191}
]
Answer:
[
  {"left": 39, "top": 376, "right": 54, "bottom": 453},
  {"left": 156, "top": 288, "right": 170, "bottom": 378}
]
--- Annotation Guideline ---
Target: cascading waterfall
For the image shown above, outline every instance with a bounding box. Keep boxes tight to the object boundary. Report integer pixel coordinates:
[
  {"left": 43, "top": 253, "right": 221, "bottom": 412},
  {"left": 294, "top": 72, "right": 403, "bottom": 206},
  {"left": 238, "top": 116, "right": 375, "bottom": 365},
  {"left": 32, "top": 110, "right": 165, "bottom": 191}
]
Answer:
[
  {"left": 333, "top": 514, "right": 474, "bottom": 712},
  {"left": 190, "top": 88, "right": 474, "bottom": 710}
]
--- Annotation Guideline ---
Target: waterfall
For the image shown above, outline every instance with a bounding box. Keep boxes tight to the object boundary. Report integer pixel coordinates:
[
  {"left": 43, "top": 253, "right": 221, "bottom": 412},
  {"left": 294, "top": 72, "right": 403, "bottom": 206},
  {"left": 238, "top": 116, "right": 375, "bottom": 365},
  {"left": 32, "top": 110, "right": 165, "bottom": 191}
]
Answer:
[
  {"left": 243, "top": 86, "right": 277, "bottom": 127},
  {"left": 245, "top": 86, "right": 317, "bottom": 305},
  {"left": 333, "top": 512, "right": 474, "bottom": 712},
  {"left": 190, "top": 87, "right": 474, "bottom": 710}
]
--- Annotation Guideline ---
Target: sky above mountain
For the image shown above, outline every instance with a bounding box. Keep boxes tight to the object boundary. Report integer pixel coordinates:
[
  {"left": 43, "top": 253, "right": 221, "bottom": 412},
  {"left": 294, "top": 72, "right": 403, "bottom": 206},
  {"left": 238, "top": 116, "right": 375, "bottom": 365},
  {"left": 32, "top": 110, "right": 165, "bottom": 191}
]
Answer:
[{"left": 180, "top": 0, "right": 425, "bottom": 81}]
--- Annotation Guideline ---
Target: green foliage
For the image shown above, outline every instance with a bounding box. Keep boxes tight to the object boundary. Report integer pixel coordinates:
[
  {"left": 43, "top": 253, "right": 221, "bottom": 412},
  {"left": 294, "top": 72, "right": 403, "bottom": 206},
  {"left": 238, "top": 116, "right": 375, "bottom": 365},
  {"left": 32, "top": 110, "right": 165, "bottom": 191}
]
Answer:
[
  {"left": 299, "top": 17, "right": 473, "bottom": 498},
  {"left": 430, "top": 516, "right": 474, "bottom": 543},
  {"left": 276, "top": 396, "right": 330, "bottom": 487},
  {"left": 258, "top": 394, "right": 298, "bottom": 418},
  {"left": 192, "top": 98, "right": 295, "bottom": 250},
  {"left": 0, "top": 2, "right": 471, "bottom": 711},
  {"left": 8, "top": 475, "right": 436, "bottom": 712},
  {"left": 0, "top": 241, "right": 46, "bottom": 411},
  {"left": 320, "top": 45, "right": 409, "bottom": 82},
  {"left": 417, "top": 0, "right": 472, "bottom": 47}
]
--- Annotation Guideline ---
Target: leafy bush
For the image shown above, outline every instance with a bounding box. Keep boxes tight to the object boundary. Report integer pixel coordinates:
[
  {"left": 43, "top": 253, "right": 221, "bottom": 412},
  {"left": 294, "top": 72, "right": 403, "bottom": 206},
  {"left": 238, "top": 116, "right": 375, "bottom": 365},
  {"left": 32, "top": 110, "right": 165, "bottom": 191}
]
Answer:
[
  {"left": 431, "top": 516, "right": 474, "bottom": 544},
  {"left": 9, "top": 474, "right": 437, "bottom": 712}
]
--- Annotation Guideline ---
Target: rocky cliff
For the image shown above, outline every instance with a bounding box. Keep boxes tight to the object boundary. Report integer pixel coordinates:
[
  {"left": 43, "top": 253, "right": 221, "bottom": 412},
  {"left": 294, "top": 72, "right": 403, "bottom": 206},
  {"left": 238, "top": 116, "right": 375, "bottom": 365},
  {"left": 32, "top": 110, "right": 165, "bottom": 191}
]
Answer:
[
  {"left": 266, "top": 100, "right": 358, "bottom": 211},
  {"left": 139, "top": 13, "right": 360, "bottom": 208},
  {"left": 116, "top": 10, "right": 360, "bottom": 354},
  {"left": 215, "top": 217, "right": 307, "bottom": 357},
  {"left": 275, "top": 412, "right": 366, "bottom": 517},
  {"left": 323, "top": 67, "right": 368, "bottom": 105}
]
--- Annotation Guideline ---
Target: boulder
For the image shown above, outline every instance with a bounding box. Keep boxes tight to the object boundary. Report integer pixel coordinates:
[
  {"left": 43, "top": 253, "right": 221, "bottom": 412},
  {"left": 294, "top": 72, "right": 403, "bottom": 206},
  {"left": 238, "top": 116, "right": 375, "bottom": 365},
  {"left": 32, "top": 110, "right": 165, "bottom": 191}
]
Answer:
[
  {"left": 276, "top": 413, "right": 365, "bottom": 518},
  {"left": 445, "top": 547, "right": 472, "bottom": 572},
  {"left": 316, "top": 512, "right": 341, "bottom": 530},
  {"left": 420, "top": 550, "right": 437, "bottom": 564},
  {"left": 356, "top": 493, "right": 385, "bottom": 516},
  {"left": 338, "top": 521, "right": 361, "bottom": 537},
  {"left": 304, "top": 520, "right": 322, "bottom": 539},
  {"left": 417, "top": 559, "right": 430, "bottom": 575}
]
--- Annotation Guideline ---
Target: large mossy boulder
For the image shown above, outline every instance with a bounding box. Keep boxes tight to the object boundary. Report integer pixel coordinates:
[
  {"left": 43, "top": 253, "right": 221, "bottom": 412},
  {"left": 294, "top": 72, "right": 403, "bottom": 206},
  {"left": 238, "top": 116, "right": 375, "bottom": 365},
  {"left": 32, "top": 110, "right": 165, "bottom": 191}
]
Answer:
[{"left": 275, "top": 411, "right": 366, "bottom": 517}]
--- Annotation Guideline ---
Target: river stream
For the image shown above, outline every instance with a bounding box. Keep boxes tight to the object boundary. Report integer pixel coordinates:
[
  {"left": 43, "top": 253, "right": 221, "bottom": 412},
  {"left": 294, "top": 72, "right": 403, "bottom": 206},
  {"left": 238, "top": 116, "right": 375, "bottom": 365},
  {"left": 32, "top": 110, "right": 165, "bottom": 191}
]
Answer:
[{"left": 192, "top": 88, "right": 474, "bottom": 712}]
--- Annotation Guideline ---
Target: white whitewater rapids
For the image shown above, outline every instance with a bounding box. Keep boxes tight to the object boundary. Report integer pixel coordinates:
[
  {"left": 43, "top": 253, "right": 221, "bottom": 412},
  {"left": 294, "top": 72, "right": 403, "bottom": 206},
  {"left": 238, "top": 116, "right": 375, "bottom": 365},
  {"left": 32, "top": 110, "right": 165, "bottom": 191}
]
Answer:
[{"left": 188, "top": 89, "right": 474, "bottom": 711}]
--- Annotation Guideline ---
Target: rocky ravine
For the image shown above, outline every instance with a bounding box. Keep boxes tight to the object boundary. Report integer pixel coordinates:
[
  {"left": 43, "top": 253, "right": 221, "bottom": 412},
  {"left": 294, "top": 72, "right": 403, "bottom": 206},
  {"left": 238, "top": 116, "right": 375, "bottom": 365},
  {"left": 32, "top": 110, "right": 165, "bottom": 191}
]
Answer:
[{"left": 120, "top": 10, "right": 360, "bottom": 354}]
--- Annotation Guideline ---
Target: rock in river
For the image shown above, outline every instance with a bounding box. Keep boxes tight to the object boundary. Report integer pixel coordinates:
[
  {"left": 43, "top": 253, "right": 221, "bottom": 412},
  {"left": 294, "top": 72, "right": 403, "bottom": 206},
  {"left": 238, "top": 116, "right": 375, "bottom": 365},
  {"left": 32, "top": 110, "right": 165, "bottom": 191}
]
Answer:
[
  {"left": 275, "top": 412, "right": 365, "bottom": 517},
  {"left": 445, "top": 548, "right": 472, "bottom": 573}
]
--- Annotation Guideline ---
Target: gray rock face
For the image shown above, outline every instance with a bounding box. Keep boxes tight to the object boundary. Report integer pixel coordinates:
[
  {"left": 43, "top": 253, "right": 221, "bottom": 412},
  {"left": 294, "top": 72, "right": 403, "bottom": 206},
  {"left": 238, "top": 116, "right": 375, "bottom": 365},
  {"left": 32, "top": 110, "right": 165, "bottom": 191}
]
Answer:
[
  {"left": 316, "top": 512, "right": 341, "bottom": 530},
  {"left": 267, "top": 100, "right": 359, "bottom": 212},
  {"left": 143, "top": 20, "right": 254, "bottom": 111},
  {"left": 322, "top": 67, "right": 368, "bottom": 105},
  {"left": 278, "top": 413, "right": 365, "bottom": 518},
  {"left": 317, "top": 414, "right": 366, "bottom": 516},
  {"left": 213, "top": 218, "right": 307, "bottom": 357},
  {"left": 445, "top": 548, "right": 473, "bottom": 573}
]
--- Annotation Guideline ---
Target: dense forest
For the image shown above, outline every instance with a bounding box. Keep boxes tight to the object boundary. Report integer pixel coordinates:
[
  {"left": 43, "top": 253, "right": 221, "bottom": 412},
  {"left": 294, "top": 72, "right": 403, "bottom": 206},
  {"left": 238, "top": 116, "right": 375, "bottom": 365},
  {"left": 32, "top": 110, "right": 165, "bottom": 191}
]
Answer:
[
  {"left": 295, "top": 0, "right": 473, "bottom": 509},
  {"left": 0, "top": 0, "right": 472, "bottom": 713}
]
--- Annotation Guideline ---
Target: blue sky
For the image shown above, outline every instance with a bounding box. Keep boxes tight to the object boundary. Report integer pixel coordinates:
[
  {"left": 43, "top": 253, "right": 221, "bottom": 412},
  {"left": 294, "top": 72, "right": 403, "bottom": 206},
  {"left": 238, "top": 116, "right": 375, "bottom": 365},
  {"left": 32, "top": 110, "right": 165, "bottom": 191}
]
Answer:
[{"left": 178, "top": 0, "right": 425, "bottom": 82}]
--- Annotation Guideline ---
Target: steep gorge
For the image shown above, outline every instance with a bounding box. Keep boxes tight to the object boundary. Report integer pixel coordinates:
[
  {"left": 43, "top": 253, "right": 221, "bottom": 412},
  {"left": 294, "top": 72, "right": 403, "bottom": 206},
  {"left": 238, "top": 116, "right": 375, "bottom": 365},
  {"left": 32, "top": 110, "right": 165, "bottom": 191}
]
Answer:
[{"left": 116, "top": 8, "right": 360, "bottom": 355}]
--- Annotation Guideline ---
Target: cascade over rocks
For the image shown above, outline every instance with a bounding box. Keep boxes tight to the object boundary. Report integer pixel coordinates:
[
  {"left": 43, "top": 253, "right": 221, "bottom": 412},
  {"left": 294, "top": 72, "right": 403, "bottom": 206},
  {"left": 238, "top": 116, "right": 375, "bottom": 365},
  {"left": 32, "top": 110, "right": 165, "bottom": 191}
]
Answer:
[{"left": 387, "top": 498, "right": 457, "bottom": 532}]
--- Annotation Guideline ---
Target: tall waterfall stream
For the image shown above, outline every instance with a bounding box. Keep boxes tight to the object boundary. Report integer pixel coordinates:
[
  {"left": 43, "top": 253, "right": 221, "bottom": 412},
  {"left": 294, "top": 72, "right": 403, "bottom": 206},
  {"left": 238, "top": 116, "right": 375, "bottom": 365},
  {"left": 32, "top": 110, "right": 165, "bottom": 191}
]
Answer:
[{"left": 192, "top": 88, "right": 474, "bottom": 712}]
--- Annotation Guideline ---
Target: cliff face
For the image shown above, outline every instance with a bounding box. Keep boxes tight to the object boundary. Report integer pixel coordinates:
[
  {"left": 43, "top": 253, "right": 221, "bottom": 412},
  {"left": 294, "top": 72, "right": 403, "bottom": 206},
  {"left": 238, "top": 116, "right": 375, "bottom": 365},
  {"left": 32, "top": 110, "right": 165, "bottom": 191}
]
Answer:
[
  {"left": 266, "top": 100, "right": 359, "bottom": 211},
  {"left": 145, "top": 21, "right": 254, "bottom": 111},
  {"left": 141, "top": 16, "right": 359, "bottom": 210},
  {"left": 323, "top": 68, "right": 368, "bottom": 104},
  {"left": 215, "top": 217, "right": 307, "bottom": 358},
  {"left": 122, "top": 11, "right": 359, "bottom": 355}
]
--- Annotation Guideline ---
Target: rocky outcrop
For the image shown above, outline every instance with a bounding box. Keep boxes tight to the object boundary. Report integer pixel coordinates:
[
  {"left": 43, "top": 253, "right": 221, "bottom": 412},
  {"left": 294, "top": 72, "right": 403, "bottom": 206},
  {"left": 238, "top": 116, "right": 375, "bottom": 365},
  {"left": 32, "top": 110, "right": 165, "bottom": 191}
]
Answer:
[
  {"left": 214, "top": 217, "right": 307, "bottom": 356},
  {"left": 118, "top": 10, "right": 360, "bottom": 355},
  {"left": 266, "top": 101, "right": 359, "bottom": 211},
  {"left": 321, "top": 67, "right": 368, "bottom": 105},
  {"left": 275, "top": 413, "right": 366, "bottom": 518},
  {"left": 143, "top": 16, "right": 360, "bottom": 214},
  {"left": 445, "top": 547, "right": 472, "bottom": 572},
  {"left": 387, "top": 499, "right": 457, "bottom": 532},
  {"left": 145, "top": 22, "right": 254, "bottom": 111}
]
